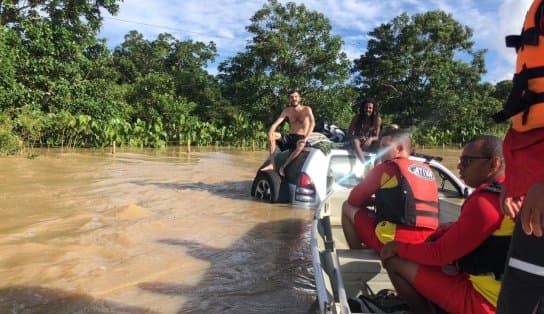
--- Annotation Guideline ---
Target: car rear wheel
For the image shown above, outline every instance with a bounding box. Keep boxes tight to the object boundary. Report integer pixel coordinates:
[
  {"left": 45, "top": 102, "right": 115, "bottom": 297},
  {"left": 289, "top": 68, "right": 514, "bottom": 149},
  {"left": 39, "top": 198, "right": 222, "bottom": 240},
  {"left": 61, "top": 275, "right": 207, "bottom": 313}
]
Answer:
[{"left": 251, "top": 171, "right": 282, "bottom": 203}]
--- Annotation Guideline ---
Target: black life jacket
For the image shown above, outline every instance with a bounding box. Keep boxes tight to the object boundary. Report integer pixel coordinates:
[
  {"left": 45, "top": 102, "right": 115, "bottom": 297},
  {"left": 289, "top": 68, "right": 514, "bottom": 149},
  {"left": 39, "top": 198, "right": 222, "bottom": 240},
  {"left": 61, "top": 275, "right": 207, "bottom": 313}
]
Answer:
[
  {"left": 375, "top": 158, "right": 440, "bottom": 230},
  {"left": 456, "top": 181, "right": 514, "bottom": 279},
  {"left": 494, "top": 0, "right": 544, "bottom": 132}
]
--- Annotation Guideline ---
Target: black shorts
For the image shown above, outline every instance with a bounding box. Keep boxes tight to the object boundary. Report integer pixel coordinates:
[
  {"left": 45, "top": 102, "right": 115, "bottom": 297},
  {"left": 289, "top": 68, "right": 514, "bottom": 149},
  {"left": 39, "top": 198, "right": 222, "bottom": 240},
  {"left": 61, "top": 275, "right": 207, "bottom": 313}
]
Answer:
[
  {"left": 277, "top": 134, "right": 305, "bottom": 151},
  {"left": 497, "top": 220, "right": 544, "bottom": 314}
]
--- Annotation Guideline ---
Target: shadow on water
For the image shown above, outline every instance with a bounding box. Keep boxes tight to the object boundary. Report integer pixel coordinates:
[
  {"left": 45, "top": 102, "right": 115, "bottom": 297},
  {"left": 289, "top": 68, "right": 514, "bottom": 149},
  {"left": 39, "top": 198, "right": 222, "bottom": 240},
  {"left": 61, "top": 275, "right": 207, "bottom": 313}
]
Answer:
[
  {"left": 130, "top": 180, "right": 254, "bottom": 202},
  {"left": 139, "top": 218, "right": 319, "bottom": 314},
  {"left": 0, "top": 286, "right": 156, "bottom": 314}
]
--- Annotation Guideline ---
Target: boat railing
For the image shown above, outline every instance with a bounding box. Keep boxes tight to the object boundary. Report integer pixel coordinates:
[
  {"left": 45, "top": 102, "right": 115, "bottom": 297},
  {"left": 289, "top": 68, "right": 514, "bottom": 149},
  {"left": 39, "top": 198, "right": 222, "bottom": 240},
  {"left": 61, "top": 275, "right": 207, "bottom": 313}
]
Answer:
[{"left": 312, "top": 191, "right": 351, "bottom": 314}]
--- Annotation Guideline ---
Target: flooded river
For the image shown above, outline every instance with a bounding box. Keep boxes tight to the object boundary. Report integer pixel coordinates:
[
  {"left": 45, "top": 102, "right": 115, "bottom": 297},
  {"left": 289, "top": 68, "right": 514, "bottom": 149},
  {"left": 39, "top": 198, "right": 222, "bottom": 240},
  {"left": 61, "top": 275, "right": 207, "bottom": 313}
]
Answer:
[{"left": 0, "top": 147, "right": 461, "bottom": 314}]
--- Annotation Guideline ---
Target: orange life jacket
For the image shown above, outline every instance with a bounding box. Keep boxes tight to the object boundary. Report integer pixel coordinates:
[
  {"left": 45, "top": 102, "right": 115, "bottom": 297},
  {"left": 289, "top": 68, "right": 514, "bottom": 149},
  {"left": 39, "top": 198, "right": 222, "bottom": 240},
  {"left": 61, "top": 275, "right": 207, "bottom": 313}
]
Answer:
[
  {"left": 494, "top": 0, "right": 544, "bottom": 132},
  {"left": 375, "top": 158, "right": 440, "bottom": 230}
]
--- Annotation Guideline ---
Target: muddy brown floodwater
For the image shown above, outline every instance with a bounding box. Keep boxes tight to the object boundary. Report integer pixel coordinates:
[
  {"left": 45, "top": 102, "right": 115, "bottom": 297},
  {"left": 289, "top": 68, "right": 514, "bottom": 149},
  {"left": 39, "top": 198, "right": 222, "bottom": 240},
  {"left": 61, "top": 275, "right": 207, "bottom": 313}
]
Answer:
[{"left": 0, "top": 147, "right": 461, "bottom": 314}]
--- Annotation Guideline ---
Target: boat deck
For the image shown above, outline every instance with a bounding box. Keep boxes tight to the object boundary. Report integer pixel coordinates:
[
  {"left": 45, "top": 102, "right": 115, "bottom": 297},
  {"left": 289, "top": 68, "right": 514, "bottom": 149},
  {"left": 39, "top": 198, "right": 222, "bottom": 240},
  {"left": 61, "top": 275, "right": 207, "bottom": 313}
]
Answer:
[{"left": 326, "top": 190, "right": 392, "bottom": 298}]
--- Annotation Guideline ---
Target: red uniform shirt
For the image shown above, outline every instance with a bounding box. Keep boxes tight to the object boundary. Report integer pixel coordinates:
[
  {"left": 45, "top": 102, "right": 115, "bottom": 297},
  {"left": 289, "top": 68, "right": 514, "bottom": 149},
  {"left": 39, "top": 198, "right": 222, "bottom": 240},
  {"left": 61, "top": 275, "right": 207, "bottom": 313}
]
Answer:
[
  {"left": 503, "top": 127, "right": 544, "bottom": 198},
  {"left": 347, "top": 161, "right": 398, "bottom": 207}
]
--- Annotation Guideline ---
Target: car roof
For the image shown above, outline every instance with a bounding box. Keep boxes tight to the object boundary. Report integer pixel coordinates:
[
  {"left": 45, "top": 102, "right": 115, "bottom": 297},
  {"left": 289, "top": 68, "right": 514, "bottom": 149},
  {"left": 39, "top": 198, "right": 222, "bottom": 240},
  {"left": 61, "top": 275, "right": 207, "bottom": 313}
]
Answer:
[{"left": 303, "top": 145, "right": 468, "bottom": 190}]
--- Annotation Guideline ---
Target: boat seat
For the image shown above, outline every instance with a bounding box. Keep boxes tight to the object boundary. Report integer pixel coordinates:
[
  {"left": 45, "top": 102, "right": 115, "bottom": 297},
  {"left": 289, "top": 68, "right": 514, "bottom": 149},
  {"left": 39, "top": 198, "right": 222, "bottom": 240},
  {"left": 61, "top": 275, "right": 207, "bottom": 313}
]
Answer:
[{"left": 336, "top": 248, "right": 394, "bottom": 298}]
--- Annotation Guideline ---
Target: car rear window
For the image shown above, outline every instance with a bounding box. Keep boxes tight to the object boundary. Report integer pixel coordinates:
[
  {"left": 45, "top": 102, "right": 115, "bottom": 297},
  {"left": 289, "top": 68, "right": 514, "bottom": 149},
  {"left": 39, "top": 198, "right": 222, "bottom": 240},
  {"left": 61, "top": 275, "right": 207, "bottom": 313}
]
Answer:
[{"left": 328, "top": 155, "right": 366, "bottom": 189}]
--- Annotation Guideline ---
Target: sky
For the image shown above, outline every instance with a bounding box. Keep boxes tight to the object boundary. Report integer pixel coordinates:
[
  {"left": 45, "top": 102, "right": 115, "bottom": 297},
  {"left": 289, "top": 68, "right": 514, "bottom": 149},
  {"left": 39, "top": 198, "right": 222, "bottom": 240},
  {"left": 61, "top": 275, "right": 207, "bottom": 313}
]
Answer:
[{"left": 98, "top": 0, "right": 533, "bottom": 83}]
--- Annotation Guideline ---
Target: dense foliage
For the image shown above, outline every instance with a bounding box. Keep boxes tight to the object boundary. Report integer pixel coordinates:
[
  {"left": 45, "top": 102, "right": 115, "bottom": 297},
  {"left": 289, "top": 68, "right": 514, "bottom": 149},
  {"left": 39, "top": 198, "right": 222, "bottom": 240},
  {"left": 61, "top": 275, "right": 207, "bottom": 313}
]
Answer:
[
  {"left": 218, "top": 0, "right": 354, "bottom": 127},
  {"left": 0, "top": 0, "right": 510, "bottom": 156},
  {"left": 352, "top": 11, "right": 507, "bottom": 144}
]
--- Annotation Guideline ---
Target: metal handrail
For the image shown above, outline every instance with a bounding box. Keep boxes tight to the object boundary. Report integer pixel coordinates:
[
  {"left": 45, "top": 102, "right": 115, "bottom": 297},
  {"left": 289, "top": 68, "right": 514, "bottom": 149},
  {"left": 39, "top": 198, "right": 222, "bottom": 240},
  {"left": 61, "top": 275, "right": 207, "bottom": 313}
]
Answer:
[{"left": 312, "top": 192, "right": 351, "bottom": 314}]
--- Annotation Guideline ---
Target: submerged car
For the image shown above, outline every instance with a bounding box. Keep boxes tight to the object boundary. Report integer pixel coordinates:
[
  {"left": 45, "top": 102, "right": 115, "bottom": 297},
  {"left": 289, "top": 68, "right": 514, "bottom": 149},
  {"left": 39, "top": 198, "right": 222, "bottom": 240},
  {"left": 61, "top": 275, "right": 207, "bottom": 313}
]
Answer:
[
  {"left": 250, "top": 131, "right": 374, "bottom": 207},
  {"left": 250, "top": 143, "right": 370, "bottom": 208},
  {"left": 250, "top": 133, "right": 469, "bottom": 211}
]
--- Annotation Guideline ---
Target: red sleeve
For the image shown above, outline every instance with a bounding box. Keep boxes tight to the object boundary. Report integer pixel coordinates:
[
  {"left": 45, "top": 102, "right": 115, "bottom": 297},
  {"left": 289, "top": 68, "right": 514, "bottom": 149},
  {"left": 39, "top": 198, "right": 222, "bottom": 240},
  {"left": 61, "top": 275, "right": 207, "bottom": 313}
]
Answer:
[
  {"left": 428, "top": 223, "right": 454, "bottom": 240},
  {"left": 396, "top": 192, "right": 503, "bottom": 266},
  {"left": 347, "top": 163, "right": 397, "bottom": 207}
]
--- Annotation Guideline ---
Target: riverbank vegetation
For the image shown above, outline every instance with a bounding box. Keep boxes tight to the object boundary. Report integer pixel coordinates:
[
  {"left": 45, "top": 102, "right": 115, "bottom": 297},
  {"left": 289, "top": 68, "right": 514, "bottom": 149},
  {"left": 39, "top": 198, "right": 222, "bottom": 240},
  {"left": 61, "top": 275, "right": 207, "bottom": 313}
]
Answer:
[{"left": 0, "top": 0, "right": 510, "bottom": 156}]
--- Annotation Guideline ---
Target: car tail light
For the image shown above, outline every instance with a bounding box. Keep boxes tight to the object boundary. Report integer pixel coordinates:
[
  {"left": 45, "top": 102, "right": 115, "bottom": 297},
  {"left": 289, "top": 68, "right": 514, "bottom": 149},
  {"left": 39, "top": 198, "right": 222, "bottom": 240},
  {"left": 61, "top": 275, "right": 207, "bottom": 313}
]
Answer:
[
  {"left": 295, "top": 172, "right": 316, "bottom": 202},
  {"left": 299, "top": 172, "right": 313, "bottom": 187}
]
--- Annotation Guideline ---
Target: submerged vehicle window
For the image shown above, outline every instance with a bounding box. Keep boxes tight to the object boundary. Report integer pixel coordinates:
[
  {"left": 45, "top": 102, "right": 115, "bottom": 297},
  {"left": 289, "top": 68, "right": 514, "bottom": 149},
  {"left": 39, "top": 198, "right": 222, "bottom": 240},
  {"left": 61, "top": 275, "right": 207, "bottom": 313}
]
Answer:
[{"left": 328, "top": 155, "right": 363, "bottom": 188}]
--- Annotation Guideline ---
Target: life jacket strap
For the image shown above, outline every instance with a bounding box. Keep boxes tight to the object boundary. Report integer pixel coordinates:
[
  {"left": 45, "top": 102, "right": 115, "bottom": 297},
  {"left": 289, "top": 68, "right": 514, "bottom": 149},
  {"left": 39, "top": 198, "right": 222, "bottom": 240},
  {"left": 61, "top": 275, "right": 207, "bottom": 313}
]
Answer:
[
  {"left": 413, "top": 198, "right": 439, "bottom": 220},
  {"left": 505, "top": 27, "right": 540, "bottom": 51},
  {"left": 484, "top": 181, "right": 502, "bottom": 193},
  {"left": 522, "top": 90, "right": 544, "bottom": 124},
  {"left": 493, "top": 65, "right": 544, "bottom": 123},
  {"left": 414, "top": 198, "right": 439, "bottom": 208},
  {"left": 413, "top": 210, "right": 439, "bottom": 218}
]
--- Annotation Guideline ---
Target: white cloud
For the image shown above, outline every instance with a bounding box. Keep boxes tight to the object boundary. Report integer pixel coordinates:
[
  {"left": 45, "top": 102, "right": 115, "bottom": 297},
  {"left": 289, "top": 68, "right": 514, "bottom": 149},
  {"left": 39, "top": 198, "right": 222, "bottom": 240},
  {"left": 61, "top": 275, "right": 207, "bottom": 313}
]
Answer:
[{"left": 99, "top": 0, "right": 535, "bottom": 82}]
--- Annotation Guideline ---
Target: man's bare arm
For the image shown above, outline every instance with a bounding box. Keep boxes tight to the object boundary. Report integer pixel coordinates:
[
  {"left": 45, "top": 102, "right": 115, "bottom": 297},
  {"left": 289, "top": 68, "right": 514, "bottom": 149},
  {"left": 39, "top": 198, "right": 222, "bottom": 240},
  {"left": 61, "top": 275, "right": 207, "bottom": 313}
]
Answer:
[
  {"left": 305, "top": 107, "right": 315, "bottom": 139},
  {"left": 373, "top": 117, "right": 382, "bottom": 138},
  {"left": 268, "top": 109, "right": 288, "bottom": 134}
]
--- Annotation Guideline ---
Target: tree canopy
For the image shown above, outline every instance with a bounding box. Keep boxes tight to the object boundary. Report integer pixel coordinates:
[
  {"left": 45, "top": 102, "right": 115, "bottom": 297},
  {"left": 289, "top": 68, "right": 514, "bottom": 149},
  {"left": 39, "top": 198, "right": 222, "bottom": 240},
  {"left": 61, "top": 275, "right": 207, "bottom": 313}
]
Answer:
[
  {"left": 0, "top": 1, "right": 511, "bottom": 155},
  {"left": 352, "top": 10, "right": 506, "bottom": 143},
  {"left": 218, "top": 0, "right": 354, "bottom": 126}
]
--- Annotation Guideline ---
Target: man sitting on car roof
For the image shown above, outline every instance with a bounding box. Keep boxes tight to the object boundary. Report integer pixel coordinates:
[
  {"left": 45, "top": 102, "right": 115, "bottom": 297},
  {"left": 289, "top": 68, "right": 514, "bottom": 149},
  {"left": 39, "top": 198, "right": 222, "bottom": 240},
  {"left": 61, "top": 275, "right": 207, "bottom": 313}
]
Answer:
[
  {"left": 341, "top": 128, "right": 440, "bottom": 252},
  {"left": 260, "top": 89, "right": 315, "bottom": 177},
  {"left": 380, "top": 135, "right": 512, "bottom": 314}
]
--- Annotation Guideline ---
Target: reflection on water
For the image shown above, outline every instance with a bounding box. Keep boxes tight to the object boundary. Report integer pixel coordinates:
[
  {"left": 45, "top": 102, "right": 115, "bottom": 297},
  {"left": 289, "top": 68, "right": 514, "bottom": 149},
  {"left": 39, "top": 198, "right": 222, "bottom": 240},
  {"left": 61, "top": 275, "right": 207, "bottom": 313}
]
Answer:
[{"left": 0, "top": 148, "right": 315, "bottom": 313}]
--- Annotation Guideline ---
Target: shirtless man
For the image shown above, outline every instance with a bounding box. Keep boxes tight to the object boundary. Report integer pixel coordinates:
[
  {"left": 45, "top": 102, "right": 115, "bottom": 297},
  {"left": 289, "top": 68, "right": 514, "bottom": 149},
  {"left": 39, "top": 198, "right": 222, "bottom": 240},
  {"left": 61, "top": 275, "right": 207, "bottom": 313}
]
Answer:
[{"left": 260, "top": 89, "right": 315, "bottom": 177}]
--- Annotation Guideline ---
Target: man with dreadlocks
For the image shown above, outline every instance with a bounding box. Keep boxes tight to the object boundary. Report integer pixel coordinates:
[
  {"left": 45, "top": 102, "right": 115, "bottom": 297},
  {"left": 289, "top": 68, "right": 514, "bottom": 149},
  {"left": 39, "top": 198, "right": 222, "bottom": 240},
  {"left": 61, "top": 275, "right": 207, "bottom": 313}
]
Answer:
[{"left": 347, "top": 99, "right": 382, "bottom": 162}]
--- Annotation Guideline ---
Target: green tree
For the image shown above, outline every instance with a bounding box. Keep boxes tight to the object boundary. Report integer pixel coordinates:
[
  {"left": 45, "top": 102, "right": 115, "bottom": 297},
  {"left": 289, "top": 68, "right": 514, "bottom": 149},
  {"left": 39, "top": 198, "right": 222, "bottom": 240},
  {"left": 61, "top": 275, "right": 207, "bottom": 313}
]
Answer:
[
  {"left": 112, "top": 31, "right": 230, "bottom": 124},
  {"left": 0, "top": 0, "right": 120, "bottom": 31},
  {"left": 218, "top": 0, "right": 352, "bottom": 125},
  {"left": 168, "top": 39, "right": 232, "bottom": 124},
  {"left": 0, "top": 112, "right": 20, "bottom": 155},
  {"left": 1, "top": 1, "right": 123, "bottom": 119},
  {"left": 124, "top": 71, "right": 196, "bottom": 143},
  {"left": 353, "top": 11, "right": 490, "bottom": 136},
  {"left": 15, "top": 105, "right": 48, "bottom": 148},
  {"left": 112, "top": 31, "right": 168, "bottom": 84},
  {"left": 0, "top": 26, "right": 21, "bottom": 111},
  {"left": 491, "top": 80, "right": 513, "bottom": 102}
]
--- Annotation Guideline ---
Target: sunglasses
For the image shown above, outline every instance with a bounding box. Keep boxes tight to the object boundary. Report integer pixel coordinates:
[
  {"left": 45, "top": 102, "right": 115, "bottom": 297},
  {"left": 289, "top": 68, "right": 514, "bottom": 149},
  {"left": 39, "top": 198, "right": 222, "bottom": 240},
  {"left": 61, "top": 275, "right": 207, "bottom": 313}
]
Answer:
[{"left": 459, "top": 155, "right": 491, "bottom": 168}]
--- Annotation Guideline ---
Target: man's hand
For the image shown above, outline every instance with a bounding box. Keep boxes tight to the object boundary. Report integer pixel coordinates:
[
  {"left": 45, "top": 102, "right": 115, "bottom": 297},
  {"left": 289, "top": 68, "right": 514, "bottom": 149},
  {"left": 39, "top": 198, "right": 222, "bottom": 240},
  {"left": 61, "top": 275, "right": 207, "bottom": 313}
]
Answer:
[
  {"left": 520, "top": 183, "right": 544, "bottom": 237},
  {"left": 500, "top": 184, "right": 523, "bottom": 219},
  {"left": 380, "top": 241, "right": 399, "bottom": 261}
]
